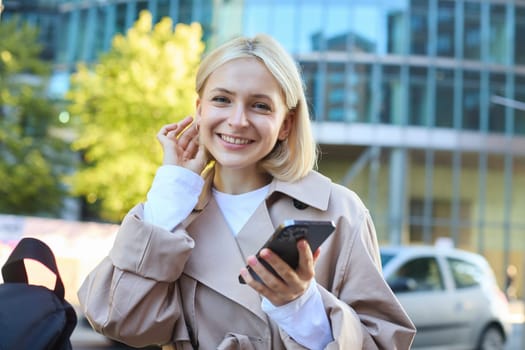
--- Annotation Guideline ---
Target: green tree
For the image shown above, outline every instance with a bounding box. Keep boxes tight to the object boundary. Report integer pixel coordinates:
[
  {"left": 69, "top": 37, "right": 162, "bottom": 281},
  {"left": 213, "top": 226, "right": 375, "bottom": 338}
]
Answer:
[
  {"left": 0, "top": 16, "right": 71, "bottom": 216},
  {"left": 67, "top": 11, "right": 204, "bottom": 222}
]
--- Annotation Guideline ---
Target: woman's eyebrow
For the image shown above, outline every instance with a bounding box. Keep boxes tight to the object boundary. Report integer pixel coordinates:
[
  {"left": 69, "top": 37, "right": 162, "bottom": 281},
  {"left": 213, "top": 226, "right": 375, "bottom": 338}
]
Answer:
[
  {"left": 251, "top": 94, "right": 273, "bottom": 101},
  {"left": 210, "top": 88, "right": 274, "bottom": 101},
  {"left": 210, "top": 87, "right": 234, "bottom": 95}
]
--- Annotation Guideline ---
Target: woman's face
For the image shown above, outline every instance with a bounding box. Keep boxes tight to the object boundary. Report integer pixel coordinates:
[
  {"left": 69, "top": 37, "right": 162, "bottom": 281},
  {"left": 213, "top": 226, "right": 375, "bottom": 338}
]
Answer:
[{"left": 196, "top": 57, "right": 291, "bottom": 172}]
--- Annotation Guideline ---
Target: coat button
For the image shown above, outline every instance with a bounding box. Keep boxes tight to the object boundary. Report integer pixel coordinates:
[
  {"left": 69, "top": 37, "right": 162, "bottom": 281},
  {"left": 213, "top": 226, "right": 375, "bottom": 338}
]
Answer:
[{"left": 293, "top": 199, "right": 308, "bottom": 210}]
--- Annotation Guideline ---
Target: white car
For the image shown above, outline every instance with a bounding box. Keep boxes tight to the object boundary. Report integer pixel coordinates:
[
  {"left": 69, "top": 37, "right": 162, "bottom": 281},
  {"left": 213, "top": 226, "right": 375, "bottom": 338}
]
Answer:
[{"left": 380, "top": 245, "right": 512, "bottom": 350}]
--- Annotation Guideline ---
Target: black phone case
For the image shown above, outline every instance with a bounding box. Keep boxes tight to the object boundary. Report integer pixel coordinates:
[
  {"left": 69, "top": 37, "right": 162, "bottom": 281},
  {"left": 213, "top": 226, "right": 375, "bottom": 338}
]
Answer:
[{"left": 239, "top": 219, "right": 335, "bottom": 284}]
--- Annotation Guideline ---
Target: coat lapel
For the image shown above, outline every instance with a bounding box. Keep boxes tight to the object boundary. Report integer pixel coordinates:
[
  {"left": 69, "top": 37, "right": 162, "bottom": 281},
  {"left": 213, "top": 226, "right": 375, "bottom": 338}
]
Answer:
[
  {"left": 235, "top": 202, "right": 276, "bottom": 259},
  {"left": 184, "top": 198, "right": 274, "bottom": 321}
]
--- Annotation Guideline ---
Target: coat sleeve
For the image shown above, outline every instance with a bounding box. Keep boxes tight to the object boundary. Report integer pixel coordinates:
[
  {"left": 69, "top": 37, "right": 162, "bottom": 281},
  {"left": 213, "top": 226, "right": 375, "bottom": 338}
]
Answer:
[
  {"left": 77, "top": 204, "right": 195, "bottom": 348},
  {"left": 320, "top": 211, "right": 416, "bottom": 350}
]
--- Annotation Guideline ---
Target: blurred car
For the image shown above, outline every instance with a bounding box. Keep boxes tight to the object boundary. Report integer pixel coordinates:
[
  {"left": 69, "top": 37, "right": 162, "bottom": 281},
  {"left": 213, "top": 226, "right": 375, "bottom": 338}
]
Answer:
[{"left": 380, "top": 245, "right": 512, "bottom": 350}]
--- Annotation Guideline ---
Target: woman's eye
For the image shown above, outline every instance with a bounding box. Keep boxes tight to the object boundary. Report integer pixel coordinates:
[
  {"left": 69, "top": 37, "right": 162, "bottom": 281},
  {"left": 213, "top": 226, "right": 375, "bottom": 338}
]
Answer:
[
  {"left": 212, "top": 96, "right": 230, "bottom": 104},
  {"left": 253, "top": 102, "right": 271, "bottom": 111}
]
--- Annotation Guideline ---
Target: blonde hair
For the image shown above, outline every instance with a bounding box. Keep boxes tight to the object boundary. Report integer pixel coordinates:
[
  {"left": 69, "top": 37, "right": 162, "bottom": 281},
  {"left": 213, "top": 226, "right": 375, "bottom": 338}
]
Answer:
[{"left": 196, "top": 34, "right": 318, "bottom": 182}]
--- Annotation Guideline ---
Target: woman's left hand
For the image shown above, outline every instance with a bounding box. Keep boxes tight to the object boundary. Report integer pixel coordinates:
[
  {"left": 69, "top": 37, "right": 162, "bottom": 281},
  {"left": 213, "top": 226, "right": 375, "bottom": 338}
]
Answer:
[{"left": 240, "top": 240, "right": 320, "bottom": 306}]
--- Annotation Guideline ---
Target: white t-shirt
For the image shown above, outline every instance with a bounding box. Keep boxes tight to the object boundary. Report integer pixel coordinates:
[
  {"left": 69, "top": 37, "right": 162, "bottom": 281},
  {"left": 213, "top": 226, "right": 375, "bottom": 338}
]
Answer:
[{"left": 212, "top": 185, "right": 270, "bottom": 235}]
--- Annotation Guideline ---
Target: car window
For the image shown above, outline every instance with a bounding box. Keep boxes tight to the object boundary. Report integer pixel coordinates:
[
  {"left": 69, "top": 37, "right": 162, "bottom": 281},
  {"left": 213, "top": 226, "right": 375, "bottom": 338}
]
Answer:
[
  {"left": 447, "top": 257, "right": 483, "bottom": 289},
  {"left": 380, "top": 252, "right": 395, "bottom": 268},
  {"left": 387, "top": 257, "right": 445, "bottom": 293}
]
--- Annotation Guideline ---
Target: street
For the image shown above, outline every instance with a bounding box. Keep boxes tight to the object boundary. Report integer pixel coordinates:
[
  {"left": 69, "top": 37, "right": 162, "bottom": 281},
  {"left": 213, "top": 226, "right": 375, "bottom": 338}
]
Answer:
[
  {"left": 504, "top": 300, "right": 525, "bottom": 350},
  {"left": 505, "top": 324, "right": 524, "bottom": 350},
  {"left": 71, "top": 318, "right": 159, "bottom": 350},
  {"left": 72, "top": 323, "right": 525, "bottom": 350},
  {"left": 72, "top": 306, "right": 525, "bottom": 350}
]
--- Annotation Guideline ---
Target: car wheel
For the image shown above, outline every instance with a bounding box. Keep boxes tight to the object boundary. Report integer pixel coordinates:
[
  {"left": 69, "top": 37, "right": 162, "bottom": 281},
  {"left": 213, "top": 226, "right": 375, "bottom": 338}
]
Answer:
[{"left": 478, "top": 325, "right": 505, "bottom": 350}]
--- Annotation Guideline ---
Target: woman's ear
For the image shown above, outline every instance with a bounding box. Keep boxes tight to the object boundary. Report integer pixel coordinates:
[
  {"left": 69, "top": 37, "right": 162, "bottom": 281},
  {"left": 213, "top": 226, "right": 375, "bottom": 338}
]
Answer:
[
  {"left": 195, "top": 98, "right": 202, "bottom": 126},
  {"left": 278, "top": 111, "right": 294, "bottom": 141}
]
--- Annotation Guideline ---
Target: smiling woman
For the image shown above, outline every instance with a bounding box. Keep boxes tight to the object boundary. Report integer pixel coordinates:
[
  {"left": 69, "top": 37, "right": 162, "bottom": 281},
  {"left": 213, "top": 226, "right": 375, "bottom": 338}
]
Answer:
[
  {"left": 195, "top": 57, "right": 292, "bottom": 189},
  {"left": 78, "top": 34, "right": 416, "bottom": 350}
]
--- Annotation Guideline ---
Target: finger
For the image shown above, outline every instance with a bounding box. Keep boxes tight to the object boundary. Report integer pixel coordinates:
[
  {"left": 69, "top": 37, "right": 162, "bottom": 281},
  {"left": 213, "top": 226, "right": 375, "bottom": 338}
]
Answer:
[
  {"left": 178, "top": 122, "right": 199, "bottom": 150},
  {"left": 296, "top": 240, "right": 315, "bottom": 280},
  {"left": 312, "top": 247, "right": 321, "bottom": 264},
  {"left": 248, "top": 253, "right": 287, "bottom": 289},
  {"left": 194, "top": 142, "right": 209, "bottom": 165},
  {"left": 158, "top": 117, "right": 193, "bottom": 138},
  {"left": 185, "top": 143, "right": 209, "bottom": 174},
  {"left": 239, "top": 267, "right": 253, "bottom": 284},
  {"left": 158, "top": 122, "right": 180, "bottom": 136},
  {"left": 255, "top": 250, "right": 310, "bottom": 305},
  {"left": 177, "top": 116, "right": 194, "bottom": 130},
  {"left": 240, "top": 258, "right": 272, "bottom": 291},
  {"left": 175, "top": 116, "right": 195, "bottom": 139},
  {"left": 166, "top": 129, "right": 179, "bottom": 140},
  {"left": 258, "top": 249, "right": 297, "bottom": 285},
  {"left": 183, "top": 136, "right": 199, "bottom": 161}
]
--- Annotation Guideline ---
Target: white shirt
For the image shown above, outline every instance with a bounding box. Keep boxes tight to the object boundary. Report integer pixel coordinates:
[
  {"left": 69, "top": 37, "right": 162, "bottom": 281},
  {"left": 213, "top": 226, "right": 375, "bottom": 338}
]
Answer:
[{"left": 144, "top": 165, "right": 333, "bottom": 349}]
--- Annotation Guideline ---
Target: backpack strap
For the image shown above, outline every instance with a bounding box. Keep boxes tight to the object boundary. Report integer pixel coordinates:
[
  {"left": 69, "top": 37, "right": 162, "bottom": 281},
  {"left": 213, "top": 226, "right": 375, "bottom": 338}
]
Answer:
[{"left": 1, "top": 237, "right": 66, "bottom": 300}]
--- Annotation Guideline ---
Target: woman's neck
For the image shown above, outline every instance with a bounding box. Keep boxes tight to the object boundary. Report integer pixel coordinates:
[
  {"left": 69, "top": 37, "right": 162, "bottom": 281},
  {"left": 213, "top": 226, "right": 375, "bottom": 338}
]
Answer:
[{"left": 213, "top": 165, "right": 272, "bottom": 194}]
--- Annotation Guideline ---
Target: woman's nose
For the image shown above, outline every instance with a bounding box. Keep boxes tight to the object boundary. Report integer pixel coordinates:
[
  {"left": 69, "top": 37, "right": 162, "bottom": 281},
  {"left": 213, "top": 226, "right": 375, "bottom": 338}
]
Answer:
[{"left": 228, "top": 105, "right": 249, "bottom": 128}]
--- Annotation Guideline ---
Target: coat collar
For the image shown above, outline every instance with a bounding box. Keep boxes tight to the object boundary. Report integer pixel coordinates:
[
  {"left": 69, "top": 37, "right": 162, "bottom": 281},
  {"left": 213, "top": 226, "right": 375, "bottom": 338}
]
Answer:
[
  {"left": 269, "top": 170, "right": 331, "bottom": 211},
  {"left": 194, "top": 169, "right": 332, "bottom": 212}
]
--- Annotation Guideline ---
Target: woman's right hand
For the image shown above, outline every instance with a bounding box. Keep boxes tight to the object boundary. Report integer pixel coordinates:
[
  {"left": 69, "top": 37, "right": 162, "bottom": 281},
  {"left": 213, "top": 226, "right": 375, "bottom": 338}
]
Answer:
[{"left": 157, "top": 116, "right": 208, "bottom": 174}]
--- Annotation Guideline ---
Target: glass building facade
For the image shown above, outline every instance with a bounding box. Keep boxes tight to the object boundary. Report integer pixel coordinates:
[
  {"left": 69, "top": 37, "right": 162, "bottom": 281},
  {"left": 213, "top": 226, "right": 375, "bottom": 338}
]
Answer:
[{"left": 4, "top": 0, "right": 525, "bottom": 292}]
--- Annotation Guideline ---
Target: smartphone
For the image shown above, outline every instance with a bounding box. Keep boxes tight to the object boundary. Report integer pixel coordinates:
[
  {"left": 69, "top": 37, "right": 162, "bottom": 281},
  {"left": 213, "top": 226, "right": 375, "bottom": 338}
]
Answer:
[{"left": 238, "top": 219, "right": 335, "bottom": 284}]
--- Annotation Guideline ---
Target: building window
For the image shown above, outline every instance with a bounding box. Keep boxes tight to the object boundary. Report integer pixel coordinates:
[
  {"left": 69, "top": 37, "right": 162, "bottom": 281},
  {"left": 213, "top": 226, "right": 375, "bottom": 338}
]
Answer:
[
  {"left": 157, "top": 0, "right": 171, "bottom": 19},
  {"left": 409, "top": 198, "right": 472, "bottom": 247},
  {"left": 353, "top": 64, "right": 372, "bottom": 123},
  {"left": 515, "top": 75, "right": 525, "bottom": 135},
  {"left": 300, "top": 61, "right": 319, "bottom": 120},
  {"left": 515, "top": 7, "right": 525, "bottom": 65},
  {"left": 115, "top": 3, "right": 128, "bottom": 34},
  {"left": 381, "top": 65, "right": 402, "bottom": 124},
  {"left": 325, "top": 63, "right": 346, "bottom": 121},
  {"left": 410, "top": 1, "right": 429, "bottom": 55},
  {"left": 463, "top": 1, "right": 481, "bottom": 60},
  {"left": 435, "top": 68, "right": 454, "bottom": 128},
  {"left": 462, "top": 70, "right": 480, "bottom": 131},
  {"left": 436, "top": 0, "right": 455, "bottom": 58},
  {"left": 489, "top": 4, "right": 508, "bottom": 65},
  {"left": 136, "top": 1, "right": 149, "bottom": 17},
  {"left": 37, "top": 14, "right": 56, "bottom": 61},
  {"left": 387, "top": 9, "right": 408, "bottom": 55},
  {"left": 408, "top": 66, "right": 428, "bottom": 126},
  {"left": 489, "top": 73, "right": 506, "bottom": 134}
]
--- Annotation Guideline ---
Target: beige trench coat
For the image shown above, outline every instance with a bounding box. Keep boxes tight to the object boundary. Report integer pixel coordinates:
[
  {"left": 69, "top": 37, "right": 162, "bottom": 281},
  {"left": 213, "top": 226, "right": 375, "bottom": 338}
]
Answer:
[{"left": 78, "top": 171, "right": 415, "bottom": 349}]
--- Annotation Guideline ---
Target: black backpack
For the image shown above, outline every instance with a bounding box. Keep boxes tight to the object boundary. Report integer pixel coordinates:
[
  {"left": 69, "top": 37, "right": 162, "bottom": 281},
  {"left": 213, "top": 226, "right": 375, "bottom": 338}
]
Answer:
[{"left": 0, "top": 237, "right": 77, "bottom": 350}]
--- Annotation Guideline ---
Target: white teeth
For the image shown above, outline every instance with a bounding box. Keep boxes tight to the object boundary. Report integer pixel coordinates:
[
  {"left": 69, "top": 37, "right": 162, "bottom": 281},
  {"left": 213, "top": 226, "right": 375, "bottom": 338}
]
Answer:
[{"left": 221, "top": 134, "right": 251, "bottom": 145}]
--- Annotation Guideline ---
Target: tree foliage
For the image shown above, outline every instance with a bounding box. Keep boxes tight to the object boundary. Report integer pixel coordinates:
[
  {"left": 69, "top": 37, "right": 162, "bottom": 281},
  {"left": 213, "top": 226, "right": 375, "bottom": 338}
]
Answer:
[
  {"left": 0, "top": 16, "right": 71, "bottom": 216},
  {"left": 67, "top": 11, "right": 204, "bottom": 222}
]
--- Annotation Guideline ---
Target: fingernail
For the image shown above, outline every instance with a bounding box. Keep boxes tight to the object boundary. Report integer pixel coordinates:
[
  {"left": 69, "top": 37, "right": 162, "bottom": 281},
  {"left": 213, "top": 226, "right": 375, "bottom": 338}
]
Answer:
[{"left": 260, "top": 249, "right": 271, "bottom": 258}]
